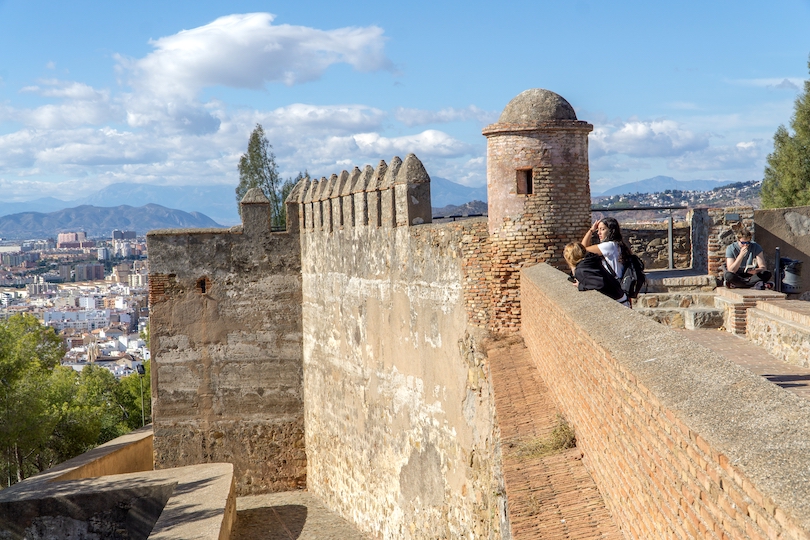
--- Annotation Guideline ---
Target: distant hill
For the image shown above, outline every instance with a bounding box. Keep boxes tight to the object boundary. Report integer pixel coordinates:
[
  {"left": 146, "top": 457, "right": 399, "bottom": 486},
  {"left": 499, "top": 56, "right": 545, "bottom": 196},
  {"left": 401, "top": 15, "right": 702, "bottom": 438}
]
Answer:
[
  {"left": 0, "top": 178, "right": 484, "bottom": 225},
  {"left": 429, "top": 177, "right": 488, "bottom": 207},
  {"left": 0, "top": 204, "right": 224, "bottom": 240},
  {"left": 597, "top": 176, "right": 738, "bottom": 197},
  {"left": 433, "top": 200, "right": 488, "bottom": 218},
  {"left": 593, "top": 180, "right": 762, "bottom": 211}
]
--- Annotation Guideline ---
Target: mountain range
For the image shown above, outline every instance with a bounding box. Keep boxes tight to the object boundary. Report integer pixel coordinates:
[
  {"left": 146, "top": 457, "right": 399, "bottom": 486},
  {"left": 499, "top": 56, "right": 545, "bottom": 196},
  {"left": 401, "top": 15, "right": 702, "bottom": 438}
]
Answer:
[
  {"left": 0, "top": 176, "right": 488, "bottom": 226},
  {"left": 596, "top": 176, "right": 739, "bottom": 197},
  {"left": 0, "top": 204, "right": 223, "bottom": 240}
]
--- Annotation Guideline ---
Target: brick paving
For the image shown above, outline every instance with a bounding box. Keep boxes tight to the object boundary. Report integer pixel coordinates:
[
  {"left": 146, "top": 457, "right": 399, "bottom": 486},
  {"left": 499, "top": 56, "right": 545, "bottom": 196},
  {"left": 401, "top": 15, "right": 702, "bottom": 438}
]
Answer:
[
  {"left": 233, "top": 491, "right": 369, "bottom": 540},
  {"left": 488, "top": 337, "right": 624, "bottom": 539},
  {"left": 679, "top": 328, "right": 810, "bottom": 400}
]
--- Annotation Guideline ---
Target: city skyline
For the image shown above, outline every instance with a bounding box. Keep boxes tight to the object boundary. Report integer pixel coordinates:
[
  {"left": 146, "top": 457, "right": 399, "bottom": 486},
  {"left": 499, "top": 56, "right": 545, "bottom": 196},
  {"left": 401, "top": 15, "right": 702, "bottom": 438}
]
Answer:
[{"left": 1, "top": 0, "right": 809, "bottom": 202}]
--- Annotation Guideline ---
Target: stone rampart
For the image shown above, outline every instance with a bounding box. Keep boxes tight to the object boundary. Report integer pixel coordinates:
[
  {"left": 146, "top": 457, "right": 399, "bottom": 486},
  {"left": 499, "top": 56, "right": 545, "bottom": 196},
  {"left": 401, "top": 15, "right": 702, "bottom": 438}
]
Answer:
[
  {"left": 522, "top": 262, "right": 810, "bottom": 539},
  {"left": 297, "top": 156, "right": 507, "bottom": 539},
  {"left": 147, "top": 190, "right": 305, "bottom": 495}
]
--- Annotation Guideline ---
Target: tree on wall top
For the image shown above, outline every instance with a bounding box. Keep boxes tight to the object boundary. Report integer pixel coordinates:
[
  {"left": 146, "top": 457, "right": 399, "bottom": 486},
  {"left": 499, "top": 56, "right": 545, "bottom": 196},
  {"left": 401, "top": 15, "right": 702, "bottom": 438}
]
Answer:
[
  {"left": 235, "top": 124, "right": 308, "bottom": 229},
  {"left": 236, "top": 124, "right": 283, "bottom": 224},
  {"left": 761, "top": 57, "right": 810, "bottom": 209}
]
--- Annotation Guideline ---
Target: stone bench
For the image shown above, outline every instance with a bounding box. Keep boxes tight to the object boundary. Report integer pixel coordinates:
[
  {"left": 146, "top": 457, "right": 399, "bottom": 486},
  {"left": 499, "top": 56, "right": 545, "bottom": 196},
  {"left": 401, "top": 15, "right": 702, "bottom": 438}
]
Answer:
[
  {"left": 714, "top": 287, "right": 786, "bottom": 334},
  {"left": 747, "top": 300, "right": 810, "bottom": 367}
]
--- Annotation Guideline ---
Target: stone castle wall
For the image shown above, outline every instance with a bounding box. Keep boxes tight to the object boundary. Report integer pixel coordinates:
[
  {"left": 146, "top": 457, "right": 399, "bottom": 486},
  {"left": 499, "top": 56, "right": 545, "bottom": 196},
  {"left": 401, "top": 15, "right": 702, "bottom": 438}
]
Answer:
[
  {"left": 295, "top": 156, "right": 507, "bottom": 539},
  {"left": 147, "top": 195, "right": 305, "bottom": 495},
  {"left": 522, "top": 263, "right": 810, "bottom": 539}
]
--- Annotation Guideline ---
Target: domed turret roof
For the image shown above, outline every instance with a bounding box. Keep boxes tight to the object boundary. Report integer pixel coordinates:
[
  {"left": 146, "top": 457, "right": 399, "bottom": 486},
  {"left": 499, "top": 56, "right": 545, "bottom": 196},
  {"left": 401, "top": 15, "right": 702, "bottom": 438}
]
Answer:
[{"left": 498, "top": 89, "right": 577, "bottom": 123}]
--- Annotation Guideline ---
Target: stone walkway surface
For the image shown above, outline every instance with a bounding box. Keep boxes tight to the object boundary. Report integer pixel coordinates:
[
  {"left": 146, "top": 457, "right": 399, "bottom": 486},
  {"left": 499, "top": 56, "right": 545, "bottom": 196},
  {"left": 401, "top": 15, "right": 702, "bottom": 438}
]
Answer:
[
  {"left": 678, "top": 328, "right": 810, "bottom": 400},
  {"left": 233, "top": 491, "right": 369, "bottom": 540},
  {"left": 488, "top": 337, "right": 624, "bottom": 540}
]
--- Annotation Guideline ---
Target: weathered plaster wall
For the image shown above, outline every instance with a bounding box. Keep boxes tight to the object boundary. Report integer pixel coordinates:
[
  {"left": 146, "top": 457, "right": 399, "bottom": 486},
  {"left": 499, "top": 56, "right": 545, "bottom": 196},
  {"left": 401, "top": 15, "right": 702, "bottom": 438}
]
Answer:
[
  {"left": 522, "top": 262, "right": 810, "bottom": 539},
  {"left": 755, "top": 205, "right": 810, "bottom": 294},
  {"left": 296, "top": 157, "right": 507, "bottom": 539},
  {"left": 147, "top": 195, "right": 305, "bottom": 495}
]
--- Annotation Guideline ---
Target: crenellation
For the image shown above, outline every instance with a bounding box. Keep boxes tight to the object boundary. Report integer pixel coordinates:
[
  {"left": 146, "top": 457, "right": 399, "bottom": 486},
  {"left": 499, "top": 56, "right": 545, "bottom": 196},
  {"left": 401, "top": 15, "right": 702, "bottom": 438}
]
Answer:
[
  {"left": 368, "top": 157, "right": 390, "bottom": 228},
  {"left": 297, "top": 155, "right": 436, "bottom": 234}
]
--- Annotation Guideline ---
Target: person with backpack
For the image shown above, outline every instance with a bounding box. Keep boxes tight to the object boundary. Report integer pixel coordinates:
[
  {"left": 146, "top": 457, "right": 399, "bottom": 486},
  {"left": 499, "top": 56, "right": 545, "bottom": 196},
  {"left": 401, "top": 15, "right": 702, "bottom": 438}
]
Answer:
[
  {"left": 564, "top": 242, "right": 630, "bottom": 307},
  {"left": 581, "top": 217, "right": 646, "bottom": 302}
]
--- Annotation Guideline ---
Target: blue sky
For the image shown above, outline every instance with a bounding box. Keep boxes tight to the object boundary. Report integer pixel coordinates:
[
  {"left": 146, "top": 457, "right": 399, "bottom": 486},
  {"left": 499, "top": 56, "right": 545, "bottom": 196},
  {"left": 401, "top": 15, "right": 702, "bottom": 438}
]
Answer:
[{"left": 0, "top": 0, "right": 809, "bottom": 202}]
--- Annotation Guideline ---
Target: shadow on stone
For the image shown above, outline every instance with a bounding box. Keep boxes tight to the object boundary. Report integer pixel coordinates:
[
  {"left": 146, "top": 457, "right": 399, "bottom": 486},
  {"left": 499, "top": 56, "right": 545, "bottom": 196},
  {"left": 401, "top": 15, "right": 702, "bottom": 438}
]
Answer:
[{"left": 235, "top": 504, "right": 308, "bottom": 540}]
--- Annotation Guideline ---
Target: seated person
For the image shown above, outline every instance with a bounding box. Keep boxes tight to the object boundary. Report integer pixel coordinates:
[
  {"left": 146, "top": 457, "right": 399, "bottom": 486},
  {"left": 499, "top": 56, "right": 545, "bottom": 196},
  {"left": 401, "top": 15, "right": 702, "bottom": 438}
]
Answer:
[
  {"left": 724, "top": 228, "right": 772, "bottom": 288},
  {"left": 564, "top": 242, "right": 630, "bottom": 307}
]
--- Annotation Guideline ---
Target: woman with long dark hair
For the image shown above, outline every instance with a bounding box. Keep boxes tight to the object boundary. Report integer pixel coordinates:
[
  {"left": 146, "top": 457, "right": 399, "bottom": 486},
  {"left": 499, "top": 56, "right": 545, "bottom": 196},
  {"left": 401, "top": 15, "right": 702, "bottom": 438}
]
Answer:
[{"left": 581, "top": 217, "right": 633, "bottom": 278}]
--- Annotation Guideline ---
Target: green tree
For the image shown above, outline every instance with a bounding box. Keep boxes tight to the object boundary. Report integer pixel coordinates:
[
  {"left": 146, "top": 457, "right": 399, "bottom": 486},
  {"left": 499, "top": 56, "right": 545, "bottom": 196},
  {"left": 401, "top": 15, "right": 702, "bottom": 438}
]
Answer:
[
  {"left": 236, "top": 124, "right": 309, "bottom": 229},
  {"left": 762, "top": 56, "right": 810, "bottom": 208},
  {"left": 118, "top": 361, "right": 151, "bottom": 430},
  {"left": 236, "top": 124, "right": 282, "bottom": 224}
]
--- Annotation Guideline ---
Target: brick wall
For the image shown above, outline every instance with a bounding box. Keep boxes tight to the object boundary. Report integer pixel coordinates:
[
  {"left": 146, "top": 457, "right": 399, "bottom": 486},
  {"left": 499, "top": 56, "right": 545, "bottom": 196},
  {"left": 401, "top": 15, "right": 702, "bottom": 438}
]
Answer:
[
  {"left": 707, "top": 206, "right": 755, "bottom": 276},
  {"left": 521, "top": 262, "right": 810, "bottom": 539},
  {"left": 483, "top": 122, "right": 593, "bottom": 333},
  {"left": 147, "top": 193, "right": 305, "bottom": 495}
]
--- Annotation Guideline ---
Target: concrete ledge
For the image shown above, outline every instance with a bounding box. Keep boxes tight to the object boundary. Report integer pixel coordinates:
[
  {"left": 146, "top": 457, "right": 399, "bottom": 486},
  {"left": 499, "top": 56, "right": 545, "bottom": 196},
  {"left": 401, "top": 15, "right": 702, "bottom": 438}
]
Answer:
[
  {"left": 0, "top": 427, "right": 236, "bottom": 540},
  {"left": 645, "top": 273, "right": 716, "bottom": 292},
  {"left": 522, "top": 263, "right": 810, "bottom": 538},
  {"left": 755, "top": 299, "right": 810, "bottom": 328},
  {"left": 748, "top": 303, "right": 810, "bottom": 368}
]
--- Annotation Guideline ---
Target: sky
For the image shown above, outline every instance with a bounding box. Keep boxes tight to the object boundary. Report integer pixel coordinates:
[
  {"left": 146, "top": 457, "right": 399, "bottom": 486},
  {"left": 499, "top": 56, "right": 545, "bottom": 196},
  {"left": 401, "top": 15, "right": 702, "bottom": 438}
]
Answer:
[{"left": 0, "top": 0, "right": 809, "bottom": 202}]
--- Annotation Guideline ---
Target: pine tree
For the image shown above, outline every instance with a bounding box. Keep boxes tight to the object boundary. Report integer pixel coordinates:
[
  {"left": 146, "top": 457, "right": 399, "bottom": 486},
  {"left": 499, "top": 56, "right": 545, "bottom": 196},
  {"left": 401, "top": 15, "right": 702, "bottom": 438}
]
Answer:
[
  {"left": 761, "top": 57, "right": 810, "bottom": 208},
  {"left": 236, "top": 124, "right": 282, "bottom": 222}
]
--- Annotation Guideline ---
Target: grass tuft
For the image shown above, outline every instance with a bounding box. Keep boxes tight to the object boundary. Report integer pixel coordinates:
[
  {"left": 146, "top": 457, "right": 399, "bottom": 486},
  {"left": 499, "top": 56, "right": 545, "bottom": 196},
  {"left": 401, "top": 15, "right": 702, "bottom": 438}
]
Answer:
[{"left": 515, "top": 415, "right": 576, "bottom": 459}]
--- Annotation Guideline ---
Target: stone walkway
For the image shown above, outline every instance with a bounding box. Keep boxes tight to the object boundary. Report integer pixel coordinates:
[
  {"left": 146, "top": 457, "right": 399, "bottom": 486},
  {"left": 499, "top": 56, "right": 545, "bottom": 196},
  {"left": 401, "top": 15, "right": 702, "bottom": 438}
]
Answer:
[
  {"left": 233, "top": 491, "right": 368, "bottom": 540},
  {"left": 679, "top": 328, "right": 810, "bottom": 400},
  {"left": 488, "top": 337, "right": 624, "bottom": 539}
]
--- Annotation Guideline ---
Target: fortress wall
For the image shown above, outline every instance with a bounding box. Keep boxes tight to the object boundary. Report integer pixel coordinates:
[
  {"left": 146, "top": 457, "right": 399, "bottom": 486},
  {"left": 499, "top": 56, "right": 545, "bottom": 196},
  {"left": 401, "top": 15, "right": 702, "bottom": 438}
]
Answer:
[
  {"left": 521, "top": 262, "right": 810, "bottom": 539},
  {"left": 755, "top": 205, "right": 810, "bottom": 294},
  {"left": 297, "top": 158, "right": 506, "bottom": 539},
  {"left": 147, "top": 201, "right": 305, "bottom": 495}
]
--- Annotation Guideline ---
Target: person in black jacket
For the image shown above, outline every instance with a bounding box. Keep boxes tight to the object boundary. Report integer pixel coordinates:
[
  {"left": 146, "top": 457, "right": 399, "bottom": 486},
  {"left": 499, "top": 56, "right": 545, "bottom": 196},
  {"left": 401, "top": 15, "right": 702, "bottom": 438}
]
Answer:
[{"left": 564, "top": 242, "right": 630, "bottom": 307}]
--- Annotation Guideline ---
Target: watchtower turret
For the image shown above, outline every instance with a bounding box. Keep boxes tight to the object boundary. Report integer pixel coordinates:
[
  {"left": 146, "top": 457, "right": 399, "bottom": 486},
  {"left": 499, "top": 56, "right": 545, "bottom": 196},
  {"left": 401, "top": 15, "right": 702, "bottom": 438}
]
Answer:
[{"left": 482, "top": 89, "right": 593, "bottom": 331}]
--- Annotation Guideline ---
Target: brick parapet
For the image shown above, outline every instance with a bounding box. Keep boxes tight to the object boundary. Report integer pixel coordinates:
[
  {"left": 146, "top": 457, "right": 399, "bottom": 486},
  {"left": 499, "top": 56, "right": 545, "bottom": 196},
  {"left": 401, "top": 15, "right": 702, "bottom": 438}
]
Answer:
[{"left": 522, "top": 262, "right": 810, "bottom": 539}]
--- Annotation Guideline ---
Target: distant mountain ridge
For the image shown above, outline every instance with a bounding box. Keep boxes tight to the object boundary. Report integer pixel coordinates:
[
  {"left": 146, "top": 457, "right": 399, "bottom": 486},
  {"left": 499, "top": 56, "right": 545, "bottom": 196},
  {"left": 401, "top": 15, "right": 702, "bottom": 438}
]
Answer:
[
  {"left": 0, "top": 204, "right": 224, "bottom": 240},
  {"left": 597, "top": 176, "right": 738, "bottom": 197},
  {"left": 0, "top": 177, "right": 486, "bottom": 225}
]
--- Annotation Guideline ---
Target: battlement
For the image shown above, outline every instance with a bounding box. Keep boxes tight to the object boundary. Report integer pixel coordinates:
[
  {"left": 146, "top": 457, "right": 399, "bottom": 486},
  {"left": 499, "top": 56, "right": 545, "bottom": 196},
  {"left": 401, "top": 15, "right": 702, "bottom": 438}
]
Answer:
[{"left": 287, "top": 153, "right": 432, "bottom": 234}]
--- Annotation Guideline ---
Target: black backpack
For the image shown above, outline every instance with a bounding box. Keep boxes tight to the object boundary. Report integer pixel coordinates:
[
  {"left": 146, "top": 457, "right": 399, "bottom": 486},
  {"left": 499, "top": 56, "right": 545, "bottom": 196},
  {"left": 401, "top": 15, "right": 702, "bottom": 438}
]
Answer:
[{"left": 620, "top": 253, "right": 646, "bottom": 299}]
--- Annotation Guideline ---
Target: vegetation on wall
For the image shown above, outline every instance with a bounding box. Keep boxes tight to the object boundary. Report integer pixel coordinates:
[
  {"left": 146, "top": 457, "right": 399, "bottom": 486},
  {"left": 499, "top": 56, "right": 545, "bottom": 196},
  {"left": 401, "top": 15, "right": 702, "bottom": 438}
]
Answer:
[
  {"left": 762, "top": 56, "right": 810, "bottom": 209},
  {"left": 235, "top": 123, "right": 308, "bottom": 228},
  {"left": 0, "top": 314, "right": 150, "bottom": 488}
]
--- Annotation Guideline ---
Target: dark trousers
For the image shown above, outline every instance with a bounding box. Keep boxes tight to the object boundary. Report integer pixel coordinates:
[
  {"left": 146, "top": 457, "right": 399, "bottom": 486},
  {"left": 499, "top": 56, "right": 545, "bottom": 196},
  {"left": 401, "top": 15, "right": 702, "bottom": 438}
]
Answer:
[{"left": 724, "top": 270, "right": 772, "bottom": 288}]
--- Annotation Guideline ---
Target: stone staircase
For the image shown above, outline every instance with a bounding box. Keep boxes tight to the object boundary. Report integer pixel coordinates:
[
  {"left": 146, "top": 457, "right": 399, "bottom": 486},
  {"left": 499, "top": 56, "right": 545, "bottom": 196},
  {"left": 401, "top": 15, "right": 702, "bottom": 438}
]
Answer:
[{"left": 635, "top": 272, "right": 724, "bottom": 330}]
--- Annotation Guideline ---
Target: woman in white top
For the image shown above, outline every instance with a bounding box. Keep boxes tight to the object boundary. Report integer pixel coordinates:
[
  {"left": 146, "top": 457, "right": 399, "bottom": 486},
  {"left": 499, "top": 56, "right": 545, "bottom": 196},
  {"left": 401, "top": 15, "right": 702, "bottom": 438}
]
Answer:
[{"left": 581, "top": 217, "right": 628, "bottom": 278}]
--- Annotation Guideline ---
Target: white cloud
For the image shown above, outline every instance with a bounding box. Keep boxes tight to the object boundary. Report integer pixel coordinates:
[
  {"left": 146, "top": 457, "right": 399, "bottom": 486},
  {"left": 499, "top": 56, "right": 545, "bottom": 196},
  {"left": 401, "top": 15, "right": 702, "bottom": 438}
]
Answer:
[
  {"left": 668, "top": 139, "right": 767, "bottom": 172},
  {"left": 117, "top": 13, "right": 392, "bottom": 99},
  {"left": 393, "top": 105, "right": 497, "bottom": 127},
  {"left": 9, "top": 80, "right": 120, "bottom": 129},
  {"left": 591, "top": 119, "right": 709, "bottom": 158}
]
